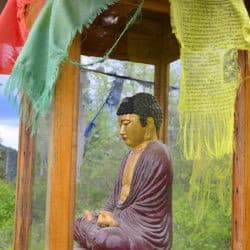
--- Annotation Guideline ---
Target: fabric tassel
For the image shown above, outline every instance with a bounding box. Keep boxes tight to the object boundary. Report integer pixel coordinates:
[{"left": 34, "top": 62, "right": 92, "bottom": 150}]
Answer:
[{"left": 179, "top": 110, "right": 236, "bottom": 160}]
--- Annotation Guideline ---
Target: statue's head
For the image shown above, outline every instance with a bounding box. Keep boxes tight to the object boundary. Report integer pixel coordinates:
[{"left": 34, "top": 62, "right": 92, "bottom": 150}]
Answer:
[
  {"left": 116, "top": 93, "right": 163, "bottom": 131},
  {"left": 116, "top": 93, "right": 163, "bottom": 148}
]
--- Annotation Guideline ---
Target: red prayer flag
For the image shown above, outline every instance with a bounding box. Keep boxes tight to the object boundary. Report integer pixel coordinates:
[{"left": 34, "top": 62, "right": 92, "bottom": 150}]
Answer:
[{"left": 0, "top": 0, "right": 45, "bottom": 74}]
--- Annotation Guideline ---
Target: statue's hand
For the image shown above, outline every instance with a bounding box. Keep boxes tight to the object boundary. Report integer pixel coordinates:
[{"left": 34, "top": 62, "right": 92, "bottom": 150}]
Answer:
[
  {"left": 97, "top": 211, "right": 119, "bottom": 227},
  {"left": 83, "top": 210, "right": 94, "bottom": 221}
]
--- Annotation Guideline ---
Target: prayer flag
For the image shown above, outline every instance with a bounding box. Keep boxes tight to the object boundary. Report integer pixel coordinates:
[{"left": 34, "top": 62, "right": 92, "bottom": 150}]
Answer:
[
  {"left": 0, "top": 0, "right": 45, "bottom": 74},
  {"left": 5, "top": 0, "right": 117, "bottom": 129},
  {"left": 0, "top": 0, "right": 25, "bottom": 74}
]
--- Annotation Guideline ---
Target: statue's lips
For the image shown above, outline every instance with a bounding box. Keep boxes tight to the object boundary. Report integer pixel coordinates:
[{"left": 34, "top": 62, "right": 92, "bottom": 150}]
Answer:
[{"left": 121, "top": 136, "right": 127, "bottom": 141}]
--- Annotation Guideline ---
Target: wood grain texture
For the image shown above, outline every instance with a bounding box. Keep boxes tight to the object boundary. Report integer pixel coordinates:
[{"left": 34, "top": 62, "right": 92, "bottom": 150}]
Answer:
[
  {"left": 13, "top": 101, "right": 35, "bottom": 250},
  {"left": 13, "top": 1, "right": 46, "bottom": 249},
  {"left": 154, "top": 17, "right": 171, "bottom": 144},
  {"left": 45, "top": 34, "right": 81, "bottom": 250},
  {"left": 232, "top": 51, "right": 250, "bottom": 250},
  {"left": 154, "top": 63, "right": 169, "bottom": 144},
  {"left": 81, "top": 4, "right": 179, "bottom": 64}
]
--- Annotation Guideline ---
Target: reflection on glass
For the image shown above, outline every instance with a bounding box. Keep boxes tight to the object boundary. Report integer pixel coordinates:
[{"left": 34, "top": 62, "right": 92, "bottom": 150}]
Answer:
[
  {"left": 75, "top": 56, "right": 153, "bottom": 215},
  {"left": 29, "top": 115, "right": 50, "bottom": 249},
  {"left": 168, "top": 60, "right": 232, "bottom": 249}
]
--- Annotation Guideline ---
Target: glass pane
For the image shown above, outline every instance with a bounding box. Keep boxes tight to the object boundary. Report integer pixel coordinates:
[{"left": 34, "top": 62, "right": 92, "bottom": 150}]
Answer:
[
  {"left": 75, "top": 56, "right": 154, "bottom": 222},
  {"left": 29, "top": 115, "right": 50, "bottom": 249},
  {"left": 169, "top": 60, "right": 232, "bottom": 249}
]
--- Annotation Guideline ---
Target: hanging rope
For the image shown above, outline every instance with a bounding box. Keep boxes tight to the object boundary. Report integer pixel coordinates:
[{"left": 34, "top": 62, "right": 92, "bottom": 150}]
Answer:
[
  {"left": 82, "top": 67, "right": 153, "bottom": 88},
  {"left": 82, "top": 67, "right": 180, "bottom": 91},
  {"left": 67, "top": 0, "right": 144, "bottom": 67}
]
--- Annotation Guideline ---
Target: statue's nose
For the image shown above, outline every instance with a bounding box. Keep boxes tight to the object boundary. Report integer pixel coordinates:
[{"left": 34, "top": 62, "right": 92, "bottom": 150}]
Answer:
[{"left": 119, "top": 125, "right": 126, "bottom": 135}]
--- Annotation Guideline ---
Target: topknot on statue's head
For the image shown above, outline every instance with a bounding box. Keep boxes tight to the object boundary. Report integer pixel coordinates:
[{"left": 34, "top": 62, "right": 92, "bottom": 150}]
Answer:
[{"left": 116, "top": 93, "right": 163, "bottom": 131}]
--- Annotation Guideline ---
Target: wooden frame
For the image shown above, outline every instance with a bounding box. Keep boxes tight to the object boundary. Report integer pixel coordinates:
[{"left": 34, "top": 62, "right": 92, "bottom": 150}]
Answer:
[
  {"left": 12, "top": 1, "right": 250, "bottom": 250},
  {"left": 154, "top": 16, "right": 172, "bottom": 144},
  {"left": 13, "top": 2, "right": 45, "bottom": 249},
  {"left": 81, "top": 4, "right": 179, "bottom": 65},
  {"left": 13, "top": 101, "right": 35, "bottom": 250},
  {"left": 154, "top": 62, "right": 169, "bottom": 144},
  {"left": 232, "top": 51, "right": 250, "bottom": 249},
  {"left": 45, "top": 34, "right": 81, "bottom": 249}
]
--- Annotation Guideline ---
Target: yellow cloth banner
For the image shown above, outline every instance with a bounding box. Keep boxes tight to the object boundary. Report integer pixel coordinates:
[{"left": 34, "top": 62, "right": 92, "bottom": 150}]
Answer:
[{"left": 170, "top": 0, "right": 250, "bottom": 159}]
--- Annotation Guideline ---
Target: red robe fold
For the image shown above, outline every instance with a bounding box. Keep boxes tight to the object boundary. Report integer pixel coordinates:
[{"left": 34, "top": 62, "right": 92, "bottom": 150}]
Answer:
[{"left": 75, "top": 141, "right": 173, "bottom": 250}]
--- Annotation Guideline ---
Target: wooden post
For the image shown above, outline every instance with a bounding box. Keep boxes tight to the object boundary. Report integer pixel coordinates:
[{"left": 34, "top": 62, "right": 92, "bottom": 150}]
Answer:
[
  {"left": 13, "top": 2, "right": 45, "bottom": 249},
  {"left": 154, "top": 62, "right": 169, "bottom": 144},
  {"left": 232, "top": 51, "right": 250, "bottom": 249},
  {"left": 13, "top": 101, "right": 35, "bottom": 250},
  {"left": 45, "top": 34, "right": 81, "bottom": 250},
  {"left": 154, "top": 17, "right": 170, "bottom": 144}
]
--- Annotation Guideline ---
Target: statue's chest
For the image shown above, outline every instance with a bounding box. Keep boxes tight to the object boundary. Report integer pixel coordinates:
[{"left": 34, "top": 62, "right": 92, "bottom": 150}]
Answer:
[
  {"left": 122, "top": 153, "right": 141, "bottom": 185},
  {"left": 119, "top": 153, "right": 142, "bottom": 203}
]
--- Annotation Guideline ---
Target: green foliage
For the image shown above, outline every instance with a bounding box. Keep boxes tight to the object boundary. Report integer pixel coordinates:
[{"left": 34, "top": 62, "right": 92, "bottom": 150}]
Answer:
[
  {"left": 76, "top": 134, "right": 126, "bottom": 211},
  {"left": 0, "top": 144, "right": 5, "bottom": 179},
  {"left": 173, "top": 194, "right": 231, "bottom": 250},
  {"left": 29, "top": 221, "right": 45, "bottom": 250},
  {"left": 0, "top": 179, "right": 15, "bottom": 249},
  {"left": 29, "top": 149, "right": 48, "bottom": 249},
  {"left": 76, "top": 58, "right": 153, "bottom": 213},
  {"left": 172, "top": 153, "right": 231, "bottom": 249},
  {"left": 0, "top": 58, "right": 231, "bottom": 249},
  {"left": 74, "top": 58, "right": 232, "bottom": 249}
]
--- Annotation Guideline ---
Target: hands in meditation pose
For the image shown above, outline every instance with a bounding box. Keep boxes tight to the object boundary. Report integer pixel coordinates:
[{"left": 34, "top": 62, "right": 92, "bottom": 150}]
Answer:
[{"left": 74, "top": 93, "right": 173, "bottom": 250}]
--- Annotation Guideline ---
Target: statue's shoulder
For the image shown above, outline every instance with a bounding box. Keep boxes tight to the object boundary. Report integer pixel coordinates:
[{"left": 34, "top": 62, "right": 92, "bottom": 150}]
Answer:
[
  {"left": 145, "top": 141, "right": 172, "bottom": 177},
  {"left": 148, "top": 140, "right": 170, "bottom": 156},
  {"left": 145, "top": 141, "right": 171, "bottom": 164}
]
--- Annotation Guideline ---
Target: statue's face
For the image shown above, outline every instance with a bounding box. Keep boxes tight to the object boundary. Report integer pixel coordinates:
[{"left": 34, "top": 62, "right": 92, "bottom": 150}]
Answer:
[{"left": 118, "top": 114, "right": 146, "bottom": 149}]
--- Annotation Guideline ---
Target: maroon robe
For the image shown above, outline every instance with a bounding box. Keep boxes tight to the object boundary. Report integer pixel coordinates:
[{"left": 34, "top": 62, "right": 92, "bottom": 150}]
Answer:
[{"left": 74, "top": 141, "right": 173, "bottom": 250}]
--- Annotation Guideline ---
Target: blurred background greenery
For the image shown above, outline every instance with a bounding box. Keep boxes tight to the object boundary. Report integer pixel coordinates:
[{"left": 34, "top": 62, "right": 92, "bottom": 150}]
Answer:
[{"left": 0, "top": 58, "right": 231, "bottom": 249}]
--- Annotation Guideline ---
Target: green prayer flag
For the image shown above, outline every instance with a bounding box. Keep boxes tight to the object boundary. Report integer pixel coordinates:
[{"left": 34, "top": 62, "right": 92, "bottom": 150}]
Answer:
[{"left": 5, "top": 0, "right": 117, "bottom": 129}]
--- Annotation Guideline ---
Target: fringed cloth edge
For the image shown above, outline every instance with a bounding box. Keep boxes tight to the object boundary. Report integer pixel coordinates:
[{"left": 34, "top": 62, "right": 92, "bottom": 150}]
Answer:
[{"left": 4, "top": 0, "right": 118, "bottom": 132}]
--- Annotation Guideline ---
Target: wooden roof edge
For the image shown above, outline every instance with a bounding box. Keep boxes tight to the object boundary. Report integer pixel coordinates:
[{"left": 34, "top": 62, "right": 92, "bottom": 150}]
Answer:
[
  {"left": 82, "top": 48, "right": 180, "bottom": 66},
  {"left": 119, "top": 0, "right": 170, "bottom": 14}
]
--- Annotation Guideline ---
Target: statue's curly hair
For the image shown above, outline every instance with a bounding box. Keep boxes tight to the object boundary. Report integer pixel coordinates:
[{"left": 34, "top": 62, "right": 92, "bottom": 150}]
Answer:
[{"left": 116, "top": 93, "right": 163, "bottom": 131}]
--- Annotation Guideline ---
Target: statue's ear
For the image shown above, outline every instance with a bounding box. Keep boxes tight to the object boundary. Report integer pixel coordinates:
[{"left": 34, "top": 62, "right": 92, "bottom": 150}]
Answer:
[
  {"left": 146, "top": 117, "right": 155, "bottom": 129},
  {"left": 144, "top": 117, "right": 156, "bottom": 140}
]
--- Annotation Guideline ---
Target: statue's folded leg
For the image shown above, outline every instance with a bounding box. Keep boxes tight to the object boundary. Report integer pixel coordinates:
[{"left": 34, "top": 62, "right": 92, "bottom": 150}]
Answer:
[
  {"left": 92, "top": 227, "right": 130, "bottom": 250},
  {"left": 74, "top": 217, "right": 130, "bottom": 250},
  {"left": 74, "top": 216, "right": 100, "bottom": 249}
]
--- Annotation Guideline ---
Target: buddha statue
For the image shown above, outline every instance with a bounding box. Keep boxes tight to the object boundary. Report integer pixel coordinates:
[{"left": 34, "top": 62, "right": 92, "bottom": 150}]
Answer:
[{"left": 74, "top": 92, "right": 173, "bottom": 249}]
